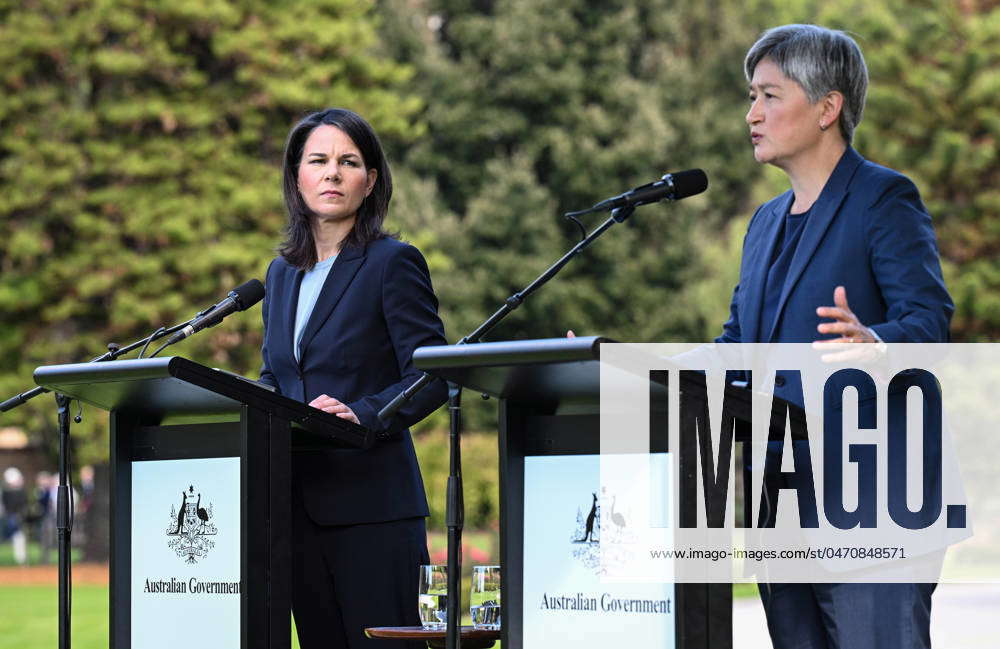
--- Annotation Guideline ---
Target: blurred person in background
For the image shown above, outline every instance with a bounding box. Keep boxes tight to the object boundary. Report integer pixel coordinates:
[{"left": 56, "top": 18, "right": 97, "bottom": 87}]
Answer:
[
  {"left": 2, "top": 467, "right": 28, "bottom": 565},
  {"left": 74, "top": 465, "right": 96, "bottom": 551},
  {"left": 31, "top": 471, "right": 57, "bottom": 564}
]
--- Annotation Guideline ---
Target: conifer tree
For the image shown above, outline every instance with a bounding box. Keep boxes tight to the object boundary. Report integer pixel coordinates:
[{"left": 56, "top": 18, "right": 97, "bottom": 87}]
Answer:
[
  {"left": 818, "top": 0, "right": 1000, "bottom": 340},
  {"left": 380, "top": 0, "right": 773, "bottom": 343},
  {"left": 0, "top": 0, "right": 419, "bottom": 460}
]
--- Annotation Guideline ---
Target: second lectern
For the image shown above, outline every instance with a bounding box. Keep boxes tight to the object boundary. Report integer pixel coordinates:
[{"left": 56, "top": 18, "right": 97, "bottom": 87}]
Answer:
[{"left": 414, "top": 336, "right": 731, "bottom": 649}]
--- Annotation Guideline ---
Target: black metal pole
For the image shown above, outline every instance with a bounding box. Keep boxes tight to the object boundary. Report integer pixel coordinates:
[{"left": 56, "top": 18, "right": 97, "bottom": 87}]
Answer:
[
  {"left": 445, "top": 382, "right": 464, "bottom": 649},
  {"left": 373, "top": 203, "right": 640, "bottom": 645},
  {"left": 56, "top": 393, "right": 73, "bottom": 649}
]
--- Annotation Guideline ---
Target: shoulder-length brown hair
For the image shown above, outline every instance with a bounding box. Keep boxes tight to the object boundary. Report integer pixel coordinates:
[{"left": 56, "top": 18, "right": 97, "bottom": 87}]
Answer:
[{"left": 278, "top": 108, "right": 394, "bottom": 269}]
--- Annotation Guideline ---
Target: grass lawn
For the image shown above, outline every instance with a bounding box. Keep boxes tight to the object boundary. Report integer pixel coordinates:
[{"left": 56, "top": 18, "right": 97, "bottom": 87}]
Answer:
[
  {"left": 0, "top": 581, "right": 755, "bottom": 649},
  {"left": 0, "top": 584, "right": 303, "bottom": 649},
  {"left": 0, "top": 585, "right": 108, "bottom": 649}
]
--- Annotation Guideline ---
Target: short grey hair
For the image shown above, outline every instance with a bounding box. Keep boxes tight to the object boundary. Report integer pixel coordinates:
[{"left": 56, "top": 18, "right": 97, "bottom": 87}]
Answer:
[{"left": 745, "top": 24, "right": 868, "bottom": 144}]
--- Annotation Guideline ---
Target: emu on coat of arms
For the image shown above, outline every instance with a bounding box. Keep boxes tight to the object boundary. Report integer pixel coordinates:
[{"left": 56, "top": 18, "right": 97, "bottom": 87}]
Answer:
[{"left": 166, "top": 485, "right": 218, "bottom": 564}]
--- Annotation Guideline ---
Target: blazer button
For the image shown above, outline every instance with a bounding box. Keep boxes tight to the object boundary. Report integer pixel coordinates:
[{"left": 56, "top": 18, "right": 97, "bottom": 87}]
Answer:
[{"left": 774, "top": 375, "right": 786, "bottom": 387}]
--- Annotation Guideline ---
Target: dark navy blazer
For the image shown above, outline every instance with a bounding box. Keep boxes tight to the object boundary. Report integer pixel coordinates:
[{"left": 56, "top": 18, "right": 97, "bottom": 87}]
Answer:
[
  {"left": 718, "top": 146, "right": 952, "bottom": 348},
  {"left": 260, "top": 237, "right": 448, "bottom": 526},
  {"left": 720, "top": 148, "right": 953, "bottom": 535}
]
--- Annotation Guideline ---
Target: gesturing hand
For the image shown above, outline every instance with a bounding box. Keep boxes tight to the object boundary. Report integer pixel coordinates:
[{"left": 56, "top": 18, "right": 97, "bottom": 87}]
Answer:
[
  {"left": 309, "top": 394, "right": 360, "bottom": 424},
  {"left": 812, "top": 286, "right": 883, "bottom": 363},
  {"left": 815, "top": 286, "right": 876, "bottom": 343}
]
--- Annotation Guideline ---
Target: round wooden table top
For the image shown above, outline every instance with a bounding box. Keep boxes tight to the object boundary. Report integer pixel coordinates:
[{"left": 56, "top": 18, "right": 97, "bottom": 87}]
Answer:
[{"left": 365, "top": 626, "right": 499, "bottom": 649}]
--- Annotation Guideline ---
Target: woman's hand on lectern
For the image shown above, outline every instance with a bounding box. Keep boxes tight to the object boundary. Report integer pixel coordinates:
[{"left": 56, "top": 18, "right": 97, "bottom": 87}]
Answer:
[{"left": 309, "top": 394, "right": 360, "bottom": 424}]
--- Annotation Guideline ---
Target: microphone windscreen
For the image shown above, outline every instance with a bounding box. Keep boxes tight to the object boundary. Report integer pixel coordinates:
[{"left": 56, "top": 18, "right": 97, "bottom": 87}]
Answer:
[
  {"left": 232, "top": 279, "right": 265, "bottom": 311},
  {"left": 671, "top": 169, "right": 708, "bottom": 200}
]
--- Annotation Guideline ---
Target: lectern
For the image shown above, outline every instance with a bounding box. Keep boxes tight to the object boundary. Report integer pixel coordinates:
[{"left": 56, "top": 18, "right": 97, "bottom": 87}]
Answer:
[
  {"left": 413, "top": 337, "right": 732, "bottom": 649},
  {"left": 34, "top": 356, "right": 369, "bottom": 649}
]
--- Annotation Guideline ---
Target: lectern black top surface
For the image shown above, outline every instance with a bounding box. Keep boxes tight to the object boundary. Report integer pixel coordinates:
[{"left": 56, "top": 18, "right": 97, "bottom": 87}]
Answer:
[
  {"left": 33, "top": 356, "right": 370, "bottom": 448},
  {"left": 413, "top": 337, "right": 808, "bottom": 435},
  {"left": 413, "top": 336, "right": 607, "bottom": 408}
]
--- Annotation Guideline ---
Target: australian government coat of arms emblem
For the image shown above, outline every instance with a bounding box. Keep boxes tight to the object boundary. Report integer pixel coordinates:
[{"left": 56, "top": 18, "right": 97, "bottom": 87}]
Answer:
[
  {"left": 166, "top": 485, "right": 218, "bottom": 564},
  {"left": 571, "top": 488, "right": 636, "bottom": 575}
]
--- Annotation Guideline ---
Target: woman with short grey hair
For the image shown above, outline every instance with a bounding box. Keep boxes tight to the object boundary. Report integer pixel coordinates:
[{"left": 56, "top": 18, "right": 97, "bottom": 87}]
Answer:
[
  {"left": 744, "top": 23, "right": 869, "bottom": 145},
  {"left": 718, "top": 22, "right": 950, "bottom": 649}
]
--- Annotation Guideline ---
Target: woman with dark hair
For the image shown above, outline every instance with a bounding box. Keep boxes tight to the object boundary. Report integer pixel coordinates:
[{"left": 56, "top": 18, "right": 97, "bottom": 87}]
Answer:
[
  {"left": 260, "top": 108, "right": 447, "bottom": 648},
  {"left": 720, "top": 25, "right": 951, "bottom": 649}
]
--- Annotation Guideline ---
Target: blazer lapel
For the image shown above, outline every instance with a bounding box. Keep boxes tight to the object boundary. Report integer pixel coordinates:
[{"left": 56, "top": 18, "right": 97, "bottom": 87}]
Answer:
[
  {"left": 742, "top": 192, "right": 792, "bottom": 343},
  {"left": 277, "top": 263, "right": 304, "bottom": 365},
  {"left": 296, "top": 243, "right": 367, "bottom": 362},
  {"left": 765, "top": 147, "right": 865, "bottom": 342}
]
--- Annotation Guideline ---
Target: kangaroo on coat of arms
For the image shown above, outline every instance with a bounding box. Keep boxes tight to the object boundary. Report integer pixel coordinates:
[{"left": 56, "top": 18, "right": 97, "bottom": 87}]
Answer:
[{"left": 166, "top": 485, "right": 218, "bottom": 564}]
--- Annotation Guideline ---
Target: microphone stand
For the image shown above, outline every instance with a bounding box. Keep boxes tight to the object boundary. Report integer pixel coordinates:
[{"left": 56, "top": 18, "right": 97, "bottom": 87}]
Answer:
[
  {"left": 378, "top": 204, "right": 636, "bottom": 420},
  {"left": 378, "top": 205, "right": 635, "bottom": 649},
  {"left": 0, "top": 320, "right": 192, "bottom": 649}
]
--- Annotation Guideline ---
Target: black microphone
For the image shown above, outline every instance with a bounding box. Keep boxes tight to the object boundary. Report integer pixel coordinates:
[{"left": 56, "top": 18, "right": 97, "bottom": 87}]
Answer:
[
  {"left": 591, "top": 169, "right": 708, "bottom": 212},
  {"left": 165, "top": 279, "right": 265, "bottom": 346}
]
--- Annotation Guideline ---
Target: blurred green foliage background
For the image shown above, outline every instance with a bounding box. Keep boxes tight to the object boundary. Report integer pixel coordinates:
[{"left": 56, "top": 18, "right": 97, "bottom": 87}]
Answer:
[{"left": 1, "top": 0, "right": 997, "bottom": 535}]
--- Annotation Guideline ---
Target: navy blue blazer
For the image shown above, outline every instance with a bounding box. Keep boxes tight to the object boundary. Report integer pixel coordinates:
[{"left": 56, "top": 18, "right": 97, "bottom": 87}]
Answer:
[
  {"left": 720, "top": 148, "right": 954, "bottom": 539},
  {"left": 719, "top": 147, "right": 952, "bottom": 347},
  {"left": 260, "top": 237, "right": 448, "bottom": 526}
]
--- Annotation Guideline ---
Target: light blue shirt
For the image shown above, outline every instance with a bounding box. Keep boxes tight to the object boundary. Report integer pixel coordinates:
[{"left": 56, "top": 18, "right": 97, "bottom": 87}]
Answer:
[{"left": 293, "top": 255, "right": 336, "bottom": 362}]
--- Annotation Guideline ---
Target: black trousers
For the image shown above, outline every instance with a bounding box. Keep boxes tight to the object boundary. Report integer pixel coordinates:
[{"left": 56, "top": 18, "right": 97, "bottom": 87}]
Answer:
[{"left": 291, "top": 494, "right": 429, "bottom": 649}]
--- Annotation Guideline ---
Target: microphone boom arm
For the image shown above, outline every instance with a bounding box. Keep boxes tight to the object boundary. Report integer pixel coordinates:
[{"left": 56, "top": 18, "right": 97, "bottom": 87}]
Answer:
[
  {"left": 0, "top": 319, "right": 193, "bottom": 412},
  {"left": 377, "top": 204, "right": 635, "bottom": 423}
]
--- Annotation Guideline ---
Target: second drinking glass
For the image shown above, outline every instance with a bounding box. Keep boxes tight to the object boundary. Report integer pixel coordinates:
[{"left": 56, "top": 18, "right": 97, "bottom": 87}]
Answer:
[{"left": 469, "top": 565, "right": 501, "bottom": 630}]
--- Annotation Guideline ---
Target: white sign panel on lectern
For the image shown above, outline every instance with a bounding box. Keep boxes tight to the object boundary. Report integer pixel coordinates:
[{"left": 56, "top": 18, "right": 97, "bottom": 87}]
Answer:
[
  {"left": 523, "top": 453, "right": 675, "bottom": 648},
  {"left": 131, "top": 457, "right": 241, "bottom": 649}
]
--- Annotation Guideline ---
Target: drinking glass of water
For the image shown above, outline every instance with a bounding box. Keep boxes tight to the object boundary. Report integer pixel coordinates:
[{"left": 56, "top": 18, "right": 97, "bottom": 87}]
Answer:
[
  {"left": 418, "top": 565, "right": 448, "bottom": 630},
  {"left": 470, "top": 565, "right": 501, "bottom": 630}
]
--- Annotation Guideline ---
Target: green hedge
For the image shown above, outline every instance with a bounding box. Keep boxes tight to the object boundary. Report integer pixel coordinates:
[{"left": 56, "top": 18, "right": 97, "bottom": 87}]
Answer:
[{"left": 414, "top": 429, "right": 500, "bottom": 532}]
